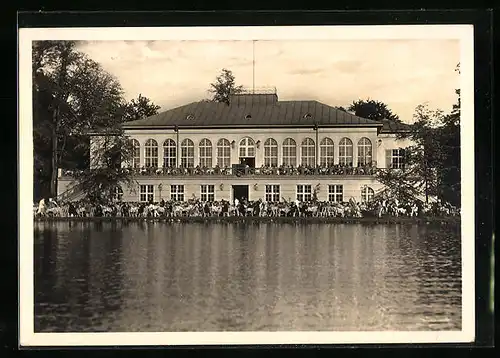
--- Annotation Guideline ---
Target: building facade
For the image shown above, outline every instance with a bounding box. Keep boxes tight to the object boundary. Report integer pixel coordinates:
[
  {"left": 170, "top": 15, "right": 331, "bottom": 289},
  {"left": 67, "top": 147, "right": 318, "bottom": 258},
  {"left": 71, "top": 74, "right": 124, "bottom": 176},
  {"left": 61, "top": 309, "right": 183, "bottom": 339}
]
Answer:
[{"left": 57, "top": 90, "right": 412, "bottom": 204}]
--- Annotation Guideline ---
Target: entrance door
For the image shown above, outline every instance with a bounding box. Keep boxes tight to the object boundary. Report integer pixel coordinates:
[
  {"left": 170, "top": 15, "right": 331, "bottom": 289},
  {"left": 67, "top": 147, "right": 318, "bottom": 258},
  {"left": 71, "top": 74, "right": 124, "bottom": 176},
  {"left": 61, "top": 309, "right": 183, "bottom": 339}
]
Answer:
[
  {"left": 239, "top": 157, "right": 255, "bottom": 168},
  {"left": 232, "top": 185, "right": 249, "bottom": 203}
]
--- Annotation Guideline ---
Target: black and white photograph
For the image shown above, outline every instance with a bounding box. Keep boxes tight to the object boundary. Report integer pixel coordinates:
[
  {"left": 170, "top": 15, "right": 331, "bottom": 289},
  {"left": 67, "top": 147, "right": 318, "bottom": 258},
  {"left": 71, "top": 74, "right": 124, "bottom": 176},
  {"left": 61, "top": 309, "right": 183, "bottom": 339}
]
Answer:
[{"left": 19, "top": 24, "right": 475, "bottom": 346}]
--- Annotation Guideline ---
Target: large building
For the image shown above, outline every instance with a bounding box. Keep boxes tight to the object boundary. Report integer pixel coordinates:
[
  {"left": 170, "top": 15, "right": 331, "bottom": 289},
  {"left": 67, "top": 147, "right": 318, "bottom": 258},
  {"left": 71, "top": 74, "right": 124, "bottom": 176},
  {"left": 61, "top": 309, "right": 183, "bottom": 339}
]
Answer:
[{"left": 57, "top": 89, "right": 412, "bottom": 204}]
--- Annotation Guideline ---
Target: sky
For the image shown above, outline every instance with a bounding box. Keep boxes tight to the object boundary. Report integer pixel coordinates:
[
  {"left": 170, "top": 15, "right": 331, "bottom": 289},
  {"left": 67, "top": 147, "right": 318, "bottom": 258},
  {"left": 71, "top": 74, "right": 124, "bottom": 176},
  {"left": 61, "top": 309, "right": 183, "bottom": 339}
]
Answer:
[{"left": 77, "top": 39, "right": 460, "bottom": 123}]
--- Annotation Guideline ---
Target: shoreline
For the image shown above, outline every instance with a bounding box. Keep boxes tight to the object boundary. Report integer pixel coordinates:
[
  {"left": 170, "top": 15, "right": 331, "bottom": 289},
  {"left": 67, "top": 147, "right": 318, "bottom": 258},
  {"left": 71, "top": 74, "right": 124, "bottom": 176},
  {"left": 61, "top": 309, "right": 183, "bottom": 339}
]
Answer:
[{"left": 33, "top": 216, "right": 461, "bottom": 225}]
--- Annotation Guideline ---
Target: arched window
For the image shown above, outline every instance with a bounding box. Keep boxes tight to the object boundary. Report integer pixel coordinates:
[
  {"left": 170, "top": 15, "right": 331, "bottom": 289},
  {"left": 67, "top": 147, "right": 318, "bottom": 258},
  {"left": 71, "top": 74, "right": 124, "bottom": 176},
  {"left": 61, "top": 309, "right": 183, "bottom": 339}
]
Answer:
[
  {"left": 320, "top": 137, "right": 334, "bottom": 166},
  {"left": 131, "top": 139, "right": 140, "bottom": 168},
  {"left": 282, "top": 138, "right": 297, "bottom": 166},
  {"left": 181, "top": 139, "right": 194, "bottom": 167},
  {"left": 301, "top": 137, "right": 316, "bottom": 166},
  {"left": 145, "top": 139, "right": 158, "bottom": 168},
  {"left": 239, "top": 137, "right": 255, "bottom": 158},
  {"left": 199, "top": 138, "right": 213, "bottom": 168},
  {"left": 217, "top": 138, "right": 231, "bottom": 167},
  {"left": 357, "top": 137, "right": 372, "bottom": 166},
  {"left": 264, "top": 138, "right": 278, "bottom": 167},
  {"left": 339, "top": 137, "right": 353, "bottom": 166},
  {"left": 163, "top": 139, "right": 176, "bottom": 167},
  {"left": 361, "top": 186, "right": 374, "bottom": 202}
]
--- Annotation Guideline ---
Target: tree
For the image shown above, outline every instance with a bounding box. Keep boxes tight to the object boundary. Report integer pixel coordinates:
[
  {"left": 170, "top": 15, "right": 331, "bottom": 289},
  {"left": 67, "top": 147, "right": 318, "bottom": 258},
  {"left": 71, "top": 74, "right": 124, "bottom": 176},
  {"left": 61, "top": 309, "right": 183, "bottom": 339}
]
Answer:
[
  {"left": 70, "top": 125, "right": 135, "bottom": 204},
  {"left": 208, "top": 68, "right": 243, "bottom": 105},
  {"left": 375, "top": 75, "right": 461, "bottom": 207},
  {"left": 122, "top": 94, "right": 161, "bottom": 122},
  {"left": 375, "top": 104, "right": 443, "bottom": 204},
  {"left": 33, "top": 40, "right": 125, "bottom": 198},
  {"left": 348, "top": 99, "right": 401, "bottom": 122}
]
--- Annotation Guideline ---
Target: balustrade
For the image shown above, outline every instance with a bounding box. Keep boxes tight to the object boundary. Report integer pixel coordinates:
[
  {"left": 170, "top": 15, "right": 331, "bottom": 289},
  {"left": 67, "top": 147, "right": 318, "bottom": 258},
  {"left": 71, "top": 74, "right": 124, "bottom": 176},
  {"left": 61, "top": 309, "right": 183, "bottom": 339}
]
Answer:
[{"left": 61, "top": 163, "right": 381, "bottom": 178}]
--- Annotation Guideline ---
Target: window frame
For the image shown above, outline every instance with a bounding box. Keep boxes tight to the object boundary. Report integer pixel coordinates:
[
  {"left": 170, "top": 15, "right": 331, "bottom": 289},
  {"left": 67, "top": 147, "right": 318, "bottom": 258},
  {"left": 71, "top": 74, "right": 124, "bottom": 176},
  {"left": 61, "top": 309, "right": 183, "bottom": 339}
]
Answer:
[
  {"left": 328, "top": 184, "right": 343, "bottom": 203},
  {"left": 264, "top": 138, "right": 278, "bottom": 167},
  {"left": 113, "top": 186, "right": 124, "bottom": 202},
  {"left": 391, "top": 149, "right": 405, "bottom": 169},
  {"left": 181, "top": 139, "right": 195, "bottom": 168},
  {"left": 282, "top": 138, "right": 297, "bottom": 166},
  {"left": 216, "top": 138, "right": 231, "bottom": 167},
  {"left": 320, "top": 137, "right": 334, "bottom": 166},
  {"left": 265, "top": 184, "right": 280, "bottom": 202},
  {"left": 296, "top": 184, "right": 312, "bottom": 202},
  {"left": 239, "top": 137, "right": 255, "bottom": 158},
  {"left": 131, "top": 139, "right": 141, "bottom": 168},
  {"left": 361, "top": 186, "right": 375, "bottom": 203},
  {"left": 163, "top": 139, "right": 177, "bottom": 167},
  {"left": 200, "top": 184, "right": 215, "bottom": 202},
  {"left": 144, "top": 139, "right": 159, "bottom": 168},
  {"left": 170, "top": 185, "right": 185, "bottom": 201},
  {"left": 357, "top": 137, "right": 372, "bottom": 166},
  {"left": 300, "top": 138, "right": 316, "bottom": 166},
  {"left": 139, "top": 184, "right": 154, "bottom": 202},
  {"left": 339, "top": 137, "right": 354, "bottom": 166},
  {"left": 199, "top": 138, "right": 213, "bottom": 168}
]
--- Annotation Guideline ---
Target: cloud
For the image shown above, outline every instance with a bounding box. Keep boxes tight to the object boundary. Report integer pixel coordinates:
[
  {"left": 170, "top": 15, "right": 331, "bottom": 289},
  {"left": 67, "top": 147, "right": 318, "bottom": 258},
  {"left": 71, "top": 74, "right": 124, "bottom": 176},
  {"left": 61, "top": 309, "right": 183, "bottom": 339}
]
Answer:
[
  {"left": 288, "top": 67, "right": 325, "bottom": 75},
  {"left": 77, "top": 39, "right": 460, "bottom": 123}
]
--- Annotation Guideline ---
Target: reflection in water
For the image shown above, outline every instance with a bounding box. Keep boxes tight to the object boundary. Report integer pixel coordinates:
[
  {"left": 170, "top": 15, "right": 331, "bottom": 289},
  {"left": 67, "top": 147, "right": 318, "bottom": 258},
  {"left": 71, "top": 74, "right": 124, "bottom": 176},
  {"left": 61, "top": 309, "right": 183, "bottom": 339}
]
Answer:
[{"left": 34, "top": 222, "right": 461, "bottom": 332}]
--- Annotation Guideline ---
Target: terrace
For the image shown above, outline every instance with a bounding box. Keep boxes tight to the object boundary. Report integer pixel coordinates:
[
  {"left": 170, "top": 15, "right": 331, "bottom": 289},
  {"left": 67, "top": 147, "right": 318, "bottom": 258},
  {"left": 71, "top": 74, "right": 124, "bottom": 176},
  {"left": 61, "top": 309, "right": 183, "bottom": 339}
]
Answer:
[{"left": 60, "top": 163, "right": 380, "bottom": 179}]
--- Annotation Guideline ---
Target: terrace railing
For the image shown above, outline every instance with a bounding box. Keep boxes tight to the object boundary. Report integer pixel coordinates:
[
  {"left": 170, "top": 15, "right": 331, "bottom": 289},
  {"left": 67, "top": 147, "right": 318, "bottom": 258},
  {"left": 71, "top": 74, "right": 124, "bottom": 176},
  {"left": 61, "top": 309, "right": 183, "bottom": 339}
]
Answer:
[{"left": 61, "top": 164, "right": 382, "bottom": 178}]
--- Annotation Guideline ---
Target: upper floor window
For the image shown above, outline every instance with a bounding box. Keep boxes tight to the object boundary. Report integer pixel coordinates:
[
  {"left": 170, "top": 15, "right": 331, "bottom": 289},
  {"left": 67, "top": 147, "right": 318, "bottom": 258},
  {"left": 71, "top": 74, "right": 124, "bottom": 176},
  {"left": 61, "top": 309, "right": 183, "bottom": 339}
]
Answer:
[
  {"left": 181, "top": 139, "right": 195, "bottom": 168},
  {"left": 264, "top": 138, "right": 278, "bottom": 167},
  {"left": 357, "top": 137, "right": 372, "bottom": 166},
  {"left": 301, "top": 138, "right": 315, "bottom": 166},
  {"left": 282, "top": 138, "right": 297, "bottom": 166},
  {"left": 199, "top": 138, "right": 213, "bottom": 168},
  {"left": 386, "top": 148, "right": 405, "bottom": 169},
  {"left": 320, "top": 137, "right": 334, "bottom": 166},
  {"left": 163, "top": 139, "right": 176, "bottom": 167},
  {"left": 145, "top": 139, "right": 158, "bottom": 168},
  {"left": 131, "top": 139, "right": 140, "bottom": 168},
  {"left": 239, "top": 137, "right": 255, "bottom": 157},
  {"left": 217, "top": 138, "right": 231, "bottom": 168},
  {"left": 339, "top": 137, "right": 353, "bottom": 166}
]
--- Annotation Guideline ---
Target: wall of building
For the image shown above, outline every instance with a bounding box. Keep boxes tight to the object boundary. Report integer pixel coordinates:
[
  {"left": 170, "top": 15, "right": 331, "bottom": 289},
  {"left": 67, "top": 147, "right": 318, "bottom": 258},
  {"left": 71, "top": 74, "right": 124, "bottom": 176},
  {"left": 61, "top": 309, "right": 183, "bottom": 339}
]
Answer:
[
  {"left": 376, "top": 134, "right": 414, "bottom": 168},
  {"left": 97, "top": 176, "right": 383, "bottom": 203},
  {"left": 123, "top": 127, "right": 385, "bottom": 168},
  {"left": 61, "top": 128, "right": 413, "bottom": 202}
]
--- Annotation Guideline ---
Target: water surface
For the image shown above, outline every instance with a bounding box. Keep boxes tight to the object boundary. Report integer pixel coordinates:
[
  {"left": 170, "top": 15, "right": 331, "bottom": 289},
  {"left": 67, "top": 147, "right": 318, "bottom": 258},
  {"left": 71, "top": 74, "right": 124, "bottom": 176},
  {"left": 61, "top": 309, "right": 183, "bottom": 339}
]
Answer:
[{"left": 34, "top": 221, "right": 461, "bottom": 332}]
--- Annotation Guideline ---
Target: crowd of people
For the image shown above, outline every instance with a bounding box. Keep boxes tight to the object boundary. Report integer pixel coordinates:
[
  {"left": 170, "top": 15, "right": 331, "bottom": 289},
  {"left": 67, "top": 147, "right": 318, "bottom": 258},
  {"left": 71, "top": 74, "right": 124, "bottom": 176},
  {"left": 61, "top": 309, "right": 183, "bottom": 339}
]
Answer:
[
  {"left": 61, "top": 162, "right": 379, "bottom": 177},
  {"left": 34, "top": 195, "right": 459, "bottom": 220}
]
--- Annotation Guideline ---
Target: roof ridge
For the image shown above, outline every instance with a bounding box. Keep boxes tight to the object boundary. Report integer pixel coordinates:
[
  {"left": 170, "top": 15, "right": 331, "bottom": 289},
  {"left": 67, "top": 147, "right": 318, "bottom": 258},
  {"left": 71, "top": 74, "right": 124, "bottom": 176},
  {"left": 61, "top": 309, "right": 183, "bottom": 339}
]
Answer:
[{"left": 121, "top": 98, "right": 397, "bottom": 129}]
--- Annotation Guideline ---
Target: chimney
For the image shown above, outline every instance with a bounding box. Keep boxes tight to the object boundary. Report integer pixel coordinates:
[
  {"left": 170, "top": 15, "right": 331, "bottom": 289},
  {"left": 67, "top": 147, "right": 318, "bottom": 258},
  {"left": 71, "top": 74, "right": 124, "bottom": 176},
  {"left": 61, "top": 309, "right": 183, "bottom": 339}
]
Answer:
[{"left": 229, "top": 87, "right": 278, "bottom": 106}]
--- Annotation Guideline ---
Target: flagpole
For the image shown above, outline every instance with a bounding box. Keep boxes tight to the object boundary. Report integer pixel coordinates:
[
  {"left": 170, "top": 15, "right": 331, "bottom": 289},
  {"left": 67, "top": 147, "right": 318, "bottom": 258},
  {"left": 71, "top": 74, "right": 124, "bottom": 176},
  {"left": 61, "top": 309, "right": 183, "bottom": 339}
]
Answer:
[{"left": 252, "top": 40, "right": 255, "bottom": 94}]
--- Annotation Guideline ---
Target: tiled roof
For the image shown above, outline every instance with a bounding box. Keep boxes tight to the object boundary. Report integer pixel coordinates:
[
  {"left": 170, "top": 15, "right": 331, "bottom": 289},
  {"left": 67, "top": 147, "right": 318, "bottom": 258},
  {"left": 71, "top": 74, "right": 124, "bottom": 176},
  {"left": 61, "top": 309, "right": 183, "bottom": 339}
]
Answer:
[
  {"left": 122, "top": 99, "right": 386, "bottom": 129},
  {"left": 379, "top": 119, "right": 412, "bottom": 133}
]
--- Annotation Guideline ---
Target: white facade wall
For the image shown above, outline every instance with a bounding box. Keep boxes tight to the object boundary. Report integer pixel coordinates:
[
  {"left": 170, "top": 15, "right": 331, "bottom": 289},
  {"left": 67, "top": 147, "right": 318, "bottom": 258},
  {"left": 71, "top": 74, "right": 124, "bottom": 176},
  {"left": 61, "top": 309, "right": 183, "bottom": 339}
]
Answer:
[
  {"left": 124, "top": 127, "right": 382, "bottom": 168},
  {"left": 58, "top": 176, "right": 382, "bottom": 203},
  {"left": 376, "top": 134, "right": 414, "bottom": 168},
  {"left": 58, "top": 127, "right": 414, "bottom": 201}
]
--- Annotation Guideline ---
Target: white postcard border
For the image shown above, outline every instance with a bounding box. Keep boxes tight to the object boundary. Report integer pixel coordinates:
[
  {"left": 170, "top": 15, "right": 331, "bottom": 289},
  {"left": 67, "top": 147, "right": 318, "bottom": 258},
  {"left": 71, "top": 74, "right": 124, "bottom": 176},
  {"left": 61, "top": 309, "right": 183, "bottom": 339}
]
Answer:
[{"left": 19, "top": 24, "right": 475, "bottom": 346}]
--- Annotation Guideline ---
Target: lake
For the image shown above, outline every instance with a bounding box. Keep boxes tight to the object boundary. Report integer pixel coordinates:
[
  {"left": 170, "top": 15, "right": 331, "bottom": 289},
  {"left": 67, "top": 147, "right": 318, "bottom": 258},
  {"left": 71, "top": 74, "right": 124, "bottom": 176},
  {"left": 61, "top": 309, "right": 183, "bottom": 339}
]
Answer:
[{"left": 34, "top": 221, "right": 461, "bottom": 332}]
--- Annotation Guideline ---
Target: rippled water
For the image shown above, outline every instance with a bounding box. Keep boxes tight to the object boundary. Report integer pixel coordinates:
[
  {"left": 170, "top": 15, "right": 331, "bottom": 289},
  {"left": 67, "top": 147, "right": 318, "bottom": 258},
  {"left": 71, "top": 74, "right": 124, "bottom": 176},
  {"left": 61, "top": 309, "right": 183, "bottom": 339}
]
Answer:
[{"left": 34, "top": 221, "right": 461, "bottom": 332}]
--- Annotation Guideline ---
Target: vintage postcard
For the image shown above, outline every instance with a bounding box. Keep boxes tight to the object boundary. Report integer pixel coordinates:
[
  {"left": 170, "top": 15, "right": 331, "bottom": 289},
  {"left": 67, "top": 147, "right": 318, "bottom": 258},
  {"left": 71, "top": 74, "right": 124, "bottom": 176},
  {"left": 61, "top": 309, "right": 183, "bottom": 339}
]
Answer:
[{"left": 19, "top": 24, "right": 475, "bottom": 346}]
